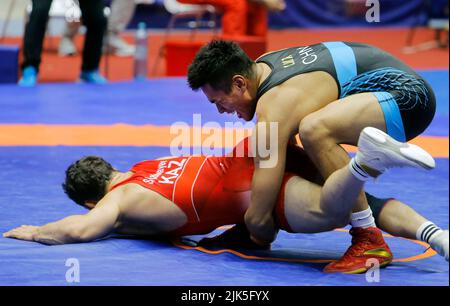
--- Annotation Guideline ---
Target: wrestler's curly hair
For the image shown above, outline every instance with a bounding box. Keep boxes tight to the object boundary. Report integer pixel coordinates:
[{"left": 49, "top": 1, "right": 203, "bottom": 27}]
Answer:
[
  {"left": 187, "top": 40, "right": 255, "bottom": 93},
  {"left": 62, "top": 156, "right": 114, "bottom": 207}
]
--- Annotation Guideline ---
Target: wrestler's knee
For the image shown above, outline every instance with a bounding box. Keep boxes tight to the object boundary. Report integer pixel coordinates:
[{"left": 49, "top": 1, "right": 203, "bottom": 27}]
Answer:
[{"left": 299, "top": 113, "right": 334, "bottom": 149}]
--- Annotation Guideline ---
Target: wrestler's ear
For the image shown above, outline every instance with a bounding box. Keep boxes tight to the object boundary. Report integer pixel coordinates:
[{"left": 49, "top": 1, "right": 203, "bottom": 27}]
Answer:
[
  {"left": 84, "top": 201, "right": 97, "bottom": 210},
  {"left": 232, "top": 75, "right": 247, "bottom": 93}
]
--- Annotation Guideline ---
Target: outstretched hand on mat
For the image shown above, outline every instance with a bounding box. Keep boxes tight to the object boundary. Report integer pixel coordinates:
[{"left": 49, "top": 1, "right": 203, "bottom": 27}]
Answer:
[{"left": 3, "top": 225, "right": 39, "bottom": 241}]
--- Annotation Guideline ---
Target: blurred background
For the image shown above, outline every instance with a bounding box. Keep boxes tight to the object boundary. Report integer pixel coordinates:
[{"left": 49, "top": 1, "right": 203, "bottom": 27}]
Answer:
[{"left": 0, "top": 0, "right": 448, "bottom": 84}]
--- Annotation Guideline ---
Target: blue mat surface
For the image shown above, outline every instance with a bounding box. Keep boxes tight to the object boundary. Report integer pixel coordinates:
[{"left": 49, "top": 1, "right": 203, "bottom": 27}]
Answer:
[
  {"left": 0, "top": 70, "right": 448, "bottom": 135},
  {"left": 0, "top": 147, "right": 448, "bottom": 285},
  {"left": 0, "top": 72, "right": 448, "bottom": 286}
]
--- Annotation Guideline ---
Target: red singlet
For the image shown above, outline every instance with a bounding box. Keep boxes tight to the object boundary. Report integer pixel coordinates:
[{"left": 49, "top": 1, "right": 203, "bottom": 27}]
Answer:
[{"left": 111, "top": 139, "right": 300, "bottom": 235}]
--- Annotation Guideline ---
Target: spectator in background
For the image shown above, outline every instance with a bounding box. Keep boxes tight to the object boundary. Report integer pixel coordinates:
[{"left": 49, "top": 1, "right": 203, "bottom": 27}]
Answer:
[
  {"left": 59, "top": 0, "right": 137, "bottom": 57},
  {"left": 177, "top": 0, "right": 286, "bottom": 37},
  {"left": 19, "top": 0, "right": 107, "bottom": 86}
]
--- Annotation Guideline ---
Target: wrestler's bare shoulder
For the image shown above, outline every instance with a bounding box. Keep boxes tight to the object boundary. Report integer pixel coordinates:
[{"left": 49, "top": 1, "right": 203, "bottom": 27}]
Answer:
[
  {"left": 112, "top": 183, "right": 187, "bottom": 232},
  {"left": 256, "top": 71, "right": 339, "bottom": 122}
]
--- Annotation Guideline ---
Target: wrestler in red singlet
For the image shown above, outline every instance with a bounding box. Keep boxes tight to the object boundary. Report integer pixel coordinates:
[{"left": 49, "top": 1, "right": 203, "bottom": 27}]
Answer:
[{"left": 111, "top": 139, "right": 319, "bottom": 236}]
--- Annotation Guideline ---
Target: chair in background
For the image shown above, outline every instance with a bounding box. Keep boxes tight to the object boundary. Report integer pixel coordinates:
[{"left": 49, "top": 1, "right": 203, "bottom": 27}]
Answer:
[
  {"left": 163, "top": 0, "right": 217, "bottom": 40},
  {"left": 152, "top": 0, "right": 219, "bottom": 75}
]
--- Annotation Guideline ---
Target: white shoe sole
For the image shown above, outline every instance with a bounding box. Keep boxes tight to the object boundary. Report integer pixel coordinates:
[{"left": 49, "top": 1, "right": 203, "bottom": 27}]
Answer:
[{"left": 359, "top": 127, "right": 435, "bottom": 170}]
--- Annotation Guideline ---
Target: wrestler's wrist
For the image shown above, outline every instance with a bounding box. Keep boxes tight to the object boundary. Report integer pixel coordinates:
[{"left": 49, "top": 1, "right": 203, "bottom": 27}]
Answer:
[{"left": 250, "top": 234, "right": 271, "bottom": 246}]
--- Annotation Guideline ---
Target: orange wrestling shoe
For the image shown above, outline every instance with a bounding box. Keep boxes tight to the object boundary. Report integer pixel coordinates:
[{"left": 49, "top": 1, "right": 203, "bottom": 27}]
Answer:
[{"left": 324, "top": 227, "right": 393, "bottom": 274}]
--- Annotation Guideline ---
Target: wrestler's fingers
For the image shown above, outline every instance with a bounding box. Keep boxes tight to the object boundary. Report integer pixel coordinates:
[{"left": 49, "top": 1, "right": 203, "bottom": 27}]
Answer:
[
  {"left": 4, "top": 230, "right": 33, "bottom": 240},
  {"left": 4, "top": 226, "right": 37, "bottom": 240},
  {"left": 3, "top": 227, "right": 21, "bottom": 236},
  {"left": 3, "top": 230, "right": 20, "bottom": 238}
]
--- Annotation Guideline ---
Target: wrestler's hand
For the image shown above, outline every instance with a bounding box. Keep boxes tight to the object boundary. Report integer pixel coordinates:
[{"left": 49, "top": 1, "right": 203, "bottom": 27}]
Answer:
[
  {"left": 3, "top": 225, "right": 39, "bottom": 241},
  {"left": 244, "top": 209, "right": 279, "bottom": 246},
  {"left": 198, "top": 224, "right": 271, "bottom": 250},
  {"left": 250, "top": 234, "right": 271, "bottom": 247}
]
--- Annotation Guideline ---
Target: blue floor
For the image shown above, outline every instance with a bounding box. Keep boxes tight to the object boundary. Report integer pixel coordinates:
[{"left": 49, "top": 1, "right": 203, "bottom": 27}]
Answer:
[
  {"left": 0, "top": 70, "right": 448, "bottom": 135},
  {"left": 0, "top": 70, "right": 448, "bottom": 286}
]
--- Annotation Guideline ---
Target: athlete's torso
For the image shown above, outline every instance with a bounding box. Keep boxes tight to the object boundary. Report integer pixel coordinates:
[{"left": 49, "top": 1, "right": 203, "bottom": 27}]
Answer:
[
  {"left": 256, "top": 41, "right": 418, "bottom": 99},
  {"left": 111, "top": 152, "right": 255, "bottom": 236}
]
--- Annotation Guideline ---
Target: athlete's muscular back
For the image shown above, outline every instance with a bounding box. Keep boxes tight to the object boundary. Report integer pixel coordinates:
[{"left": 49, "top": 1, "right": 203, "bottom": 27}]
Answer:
[{"left": 113, "top": 184, "right": 187, "bottom": 236}]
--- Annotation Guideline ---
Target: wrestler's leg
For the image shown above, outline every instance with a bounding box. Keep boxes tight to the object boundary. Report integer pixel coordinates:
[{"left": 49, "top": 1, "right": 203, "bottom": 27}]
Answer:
[
  {"left": 370, "top": 197, "right": 427, "bottom": 239},
  {"left": 284, "top": 143, "right": 448, "bottom": 260},
  {"left": 299, "top": 93, "right": 396, "bottom": 273},
  {"left": 285, "top": 144, "right": 440, "bottom": 235},
  {"left": 283, "top": 167, "right": 362, "bottom": 234},
  {"left": 286, "top": 143, "right": 447, "bottom": 260},
  {"left": 299, "top": 92, "right": 385, "bottom": 214},
  {"left": 284, "top": 126, "right": 435, "bottom": 242},
  {"left": 373, "top": 198, "right": 448, "bottom": 260}
]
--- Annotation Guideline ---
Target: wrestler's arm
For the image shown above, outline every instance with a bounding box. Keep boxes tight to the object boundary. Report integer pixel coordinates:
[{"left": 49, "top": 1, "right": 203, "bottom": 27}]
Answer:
[
  {"left": 244, "top": 90, "right": 299, "bottom": 245},
  {"left": 285, "top": 142, "right": 325, "bottom": 185},
  {"left": 3, "top": 188, "right": 124, "bottom": 245}
]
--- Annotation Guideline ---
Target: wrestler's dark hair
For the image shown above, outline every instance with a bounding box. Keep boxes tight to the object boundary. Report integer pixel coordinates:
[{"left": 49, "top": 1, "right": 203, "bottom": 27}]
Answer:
[
  {"left": 187, "top": 40, "right": 255, "bottom": 93},
  {"left": 62, "top": 156, "right": 114, "bottom": 207}
]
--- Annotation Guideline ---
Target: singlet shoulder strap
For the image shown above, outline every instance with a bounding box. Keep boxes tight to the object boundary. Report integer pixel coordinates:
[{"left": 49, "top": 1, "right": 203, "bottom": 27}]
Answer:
[
  {"left": 255, "top": 51, "right": 280, "bottom": 100},
  {"left": 255, "top": 47, "right": 303, "bottom": 100}
]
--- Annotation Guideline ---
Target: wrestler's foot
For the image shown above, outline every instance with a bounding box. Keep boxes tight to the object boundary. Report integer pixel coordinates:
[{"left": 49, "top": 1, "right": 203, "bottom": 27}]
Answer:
[
  {"left": 429, "top": 230, "right": 449, "bottom": 261},
  {"left": 324, "top": 227, "right": 393, "bottom": 274},
  {"left": 354, "top": 127, "right": 435, "bottom": 178}
]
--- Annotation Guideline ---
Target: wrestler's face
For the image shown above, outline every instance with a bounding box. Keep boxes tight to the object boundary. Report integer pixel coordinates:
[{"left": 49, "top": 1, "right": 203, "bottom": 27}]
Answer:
[{"left": 201, "top": 75, "right": 255, "bottom": 121}]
